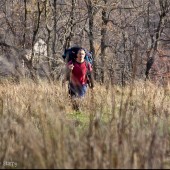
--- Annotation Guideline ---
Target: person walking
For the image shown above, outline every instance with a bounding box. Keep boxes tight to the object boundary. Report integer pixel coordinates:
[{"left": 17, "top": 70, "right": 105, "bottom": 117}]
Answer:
[{"left": 66, "top": 48, "right": 94, "bottom": 98}]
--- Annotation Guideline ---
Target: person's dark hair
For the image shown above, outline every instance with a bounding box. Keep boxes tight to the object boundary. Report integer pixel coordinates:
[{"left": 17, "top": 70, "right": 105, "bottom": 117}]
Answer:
[{"left": 76, "top": 47, "right": 86, "bottom": 55}]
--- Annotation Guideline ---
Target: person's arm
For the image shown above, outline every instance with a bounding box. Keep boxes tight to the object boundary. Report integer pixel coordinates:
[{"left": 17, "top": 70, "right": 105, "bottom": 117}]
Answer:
[
  {"left": 88, "top": 72, "right": 94, "bottom": 89},
  {"left": 66, "top": 62, "right": 74, "bottom": 81},
  {"left": 62, "top": 62, "right": 74, "bottom": 86},
  {"left": 87, "top": 63, "right": 94, "bottom": 89}
]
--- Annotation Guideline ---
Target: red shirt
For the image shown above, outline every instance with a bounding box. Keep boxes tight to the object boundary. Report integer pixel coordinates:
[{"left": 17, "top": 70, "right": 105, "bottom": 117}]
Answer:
[{"left": 67, "top": 61, "right": 92, "bottom": 85}]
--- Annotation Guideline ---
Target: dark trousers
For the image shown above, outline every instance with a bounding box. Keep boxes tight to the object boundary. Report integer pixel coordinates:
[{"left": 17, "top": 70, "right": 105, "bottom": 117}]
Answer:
[{"left": 68, "top": 83, "right": 87, "bottom": 98}]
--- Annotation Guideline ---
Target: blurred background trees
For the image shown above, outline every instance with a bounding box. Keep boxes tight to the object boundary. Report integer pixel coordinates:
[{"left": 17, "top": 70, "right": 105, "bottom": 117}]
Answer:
[{"left": 0, "top": 0, "right": 169, "bottom": 85}]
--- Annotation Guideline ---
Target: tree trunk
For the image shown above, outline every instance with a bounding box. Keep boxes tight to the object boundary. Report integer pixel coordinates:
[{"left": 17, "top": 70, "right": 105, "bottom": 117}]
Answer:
[
  {"left": 87, "top": 0, "right": 96, "bottom": 79},
  {"left": 101, "top": 2, "right": 107, "bottom": 83}
]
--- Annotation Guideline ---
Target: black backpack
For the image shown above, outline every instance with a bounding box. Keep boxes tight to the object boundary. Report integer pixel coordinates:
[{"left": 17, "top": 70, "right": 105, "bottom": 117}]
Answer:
[{"left": 62, "top": 46, "right": 93, "bottom": 65}]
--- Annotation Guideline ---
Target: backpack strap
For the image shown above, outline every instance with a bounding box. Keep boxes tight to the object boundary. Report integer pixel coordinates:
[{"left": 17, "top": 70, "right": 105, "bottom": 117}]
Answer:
[{"left": 84, "top": 60, "right": 90, "bottom": 74}]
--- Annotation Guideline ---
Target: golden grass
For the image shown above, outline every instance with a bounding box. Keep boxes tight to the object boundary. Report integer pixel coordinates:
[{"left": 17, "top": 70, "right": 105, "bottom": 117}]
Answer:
[{"left": 0, "top": 79, "right": 170, "bottom": 169}]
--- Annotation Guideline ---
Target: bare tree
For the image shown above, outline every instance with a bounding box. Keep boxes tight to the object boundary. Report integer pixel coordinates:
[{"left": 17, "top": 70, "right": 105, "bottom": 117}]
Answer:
[
  {"left": 145, "top": 0, "right": 170, "bottom": 80},
  {"left": 0, "top": 0, "right": 169, "bottom": 84}
]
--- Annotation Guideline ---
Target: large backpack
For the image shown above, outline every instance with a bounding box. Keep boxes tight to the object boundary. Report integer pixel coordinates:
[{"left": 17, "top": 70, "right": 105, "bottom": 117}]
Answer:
[{"left": 62, "top": 46, "right": 93, "bottom": 66}]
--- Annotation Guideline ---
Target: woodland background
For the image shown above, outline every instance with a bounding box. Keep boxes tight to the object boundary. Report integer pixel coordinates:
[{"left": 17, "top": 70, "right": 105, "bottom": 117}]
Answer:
[
  {"left": 0, "top": 0, "right": 170, "bottom": 85},
  {"left": 0, "top": 1, "right": 170, "bottom": 169}
]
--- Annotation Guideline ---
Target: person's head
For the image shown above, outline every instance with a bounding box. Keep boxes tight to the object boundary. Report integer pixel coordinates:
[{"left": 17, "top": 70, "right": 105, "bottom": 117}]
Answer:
[{"left": 76, "top": 48, "right": 86, "bottom": 63}]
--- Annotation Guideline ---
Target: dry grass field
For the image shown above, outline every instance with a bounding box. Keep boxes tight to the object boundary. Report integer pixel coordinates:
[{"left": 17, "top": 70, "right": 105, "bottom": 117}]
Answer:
[{"left": 0, "top": 79, "right": 170, "bottom": 169}]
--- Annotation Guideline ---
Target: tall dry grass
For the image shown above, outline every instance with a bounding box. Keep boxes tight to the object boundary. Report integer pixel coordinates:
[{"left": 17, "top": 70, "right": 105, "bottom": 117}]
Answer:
[{"left": 0, "top": 79, "right": 170, "bottom": 169}]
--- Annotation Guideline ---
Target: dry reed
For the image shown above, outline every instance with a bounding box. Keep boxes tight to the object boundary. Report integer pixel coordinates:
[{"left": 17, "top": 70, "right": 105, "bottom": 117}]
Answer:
[{"left": 0, "top": 79, "right": 169, "bottom": 169}]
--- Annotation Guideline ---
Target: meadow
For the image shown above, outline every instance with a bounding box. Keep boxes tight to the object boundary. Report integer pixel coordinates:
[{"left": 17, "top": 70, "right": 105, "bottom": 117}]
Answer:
[{"left": 0, "top": 79, "right": 170, "bottom": 169}]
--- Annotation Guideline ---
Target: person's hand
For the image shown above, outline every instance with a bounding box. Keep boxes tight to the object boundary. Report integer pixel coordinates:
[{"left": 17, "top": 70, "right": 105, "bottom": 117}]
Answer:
[
  {"left": 90, "top": 86, "right": 95, "bottom": 91},
  {"left": 68, "top": 64, "right": 74, "bottom": 70}
]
